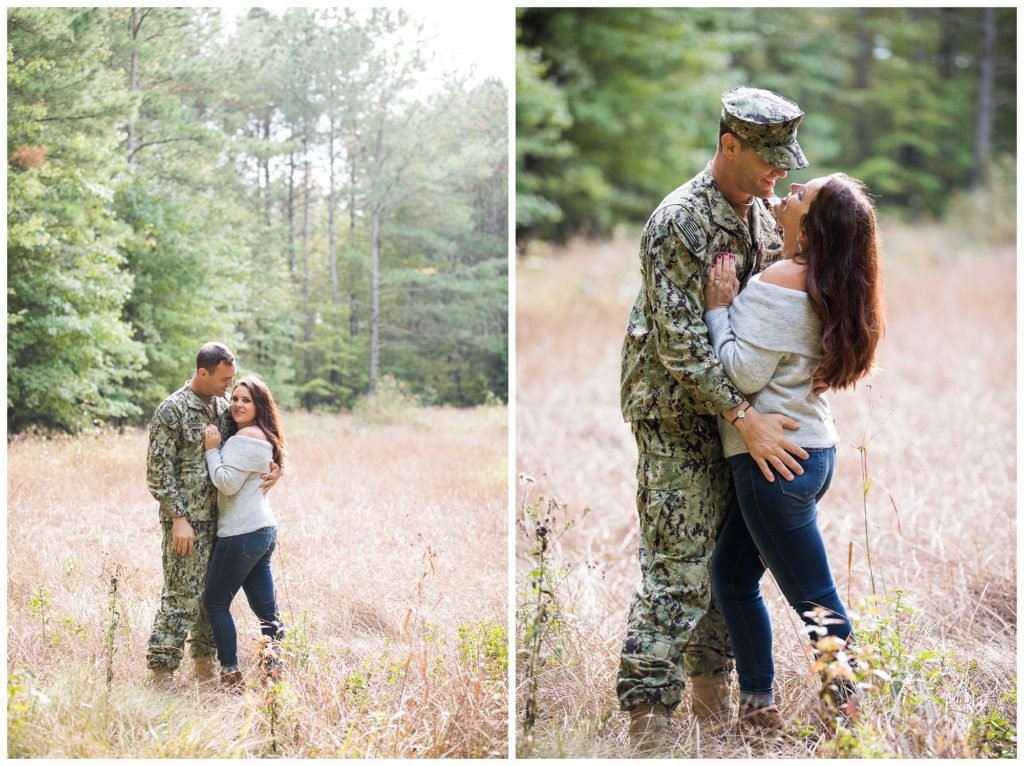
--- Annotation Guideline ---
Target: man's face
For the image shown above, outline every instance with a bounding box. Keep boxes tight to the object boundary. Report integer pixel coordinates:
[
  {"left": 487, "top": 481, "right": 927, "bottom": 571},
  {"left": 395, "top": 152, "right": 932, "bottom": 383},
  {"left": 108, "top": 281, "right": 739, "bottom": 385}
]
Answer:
[
  {"left": 197, "top": 362, "right": 236, "bottom": 397},
  {"left": 734, "top": 143, "right": 788, "bottom": 199}
]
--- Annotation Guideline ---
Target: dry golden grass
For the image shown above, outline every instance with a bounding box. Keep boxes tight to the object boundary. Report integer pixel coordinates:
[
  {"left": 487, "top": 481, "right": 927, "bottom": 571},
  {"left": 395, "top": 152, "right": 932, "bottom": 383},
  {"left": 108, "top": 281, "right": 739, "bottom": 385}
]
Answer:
[
  {"left": 8, "top": 405, "right": 508, "bottom": 758},
  {"left": 516, "top": 224, "right": 1016, "bottom": 758}
]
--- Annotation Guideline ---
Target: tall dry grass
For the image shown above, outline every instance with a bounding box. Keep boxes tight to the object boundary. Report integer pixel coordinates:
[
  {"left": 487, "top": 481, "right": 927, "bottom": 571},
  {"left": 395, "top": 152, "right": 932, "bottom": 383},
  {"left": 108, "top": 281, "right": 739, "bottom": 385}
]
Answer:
[
  {"left": 516, "top": 223, "right": 1016, "bottom": 757},
  {"left": 8, "top": 405, "right": 508, "bottom": 758}
]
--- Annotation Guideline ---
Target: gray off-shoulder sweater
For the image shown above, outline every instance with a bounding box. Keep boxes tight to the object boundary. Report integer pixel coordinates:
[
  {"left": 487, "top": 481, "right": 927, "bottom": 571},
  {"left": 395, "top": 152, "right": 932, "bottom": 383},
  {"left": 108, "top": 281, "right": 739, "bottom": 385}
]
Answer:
[
  {"left": 705, "top": 273, "right": 839, "bottom": 459},
  {"left": 205, "top": 435, "right": 277, "bottom": 537}
]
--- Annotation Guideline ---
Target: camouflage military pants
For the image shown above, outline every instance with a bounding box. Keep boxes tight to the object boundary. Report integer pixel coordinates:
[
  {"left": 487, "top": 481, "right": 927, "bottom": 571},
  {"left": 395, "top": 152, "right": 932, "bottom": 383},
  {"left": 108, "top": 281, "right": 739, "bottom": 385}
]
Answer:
[
  {"left": 146, "top": 519, "right": 217, "bottom": 670},
  {"left": 617, "top": 415, "right": 735, "bottom": 712}
]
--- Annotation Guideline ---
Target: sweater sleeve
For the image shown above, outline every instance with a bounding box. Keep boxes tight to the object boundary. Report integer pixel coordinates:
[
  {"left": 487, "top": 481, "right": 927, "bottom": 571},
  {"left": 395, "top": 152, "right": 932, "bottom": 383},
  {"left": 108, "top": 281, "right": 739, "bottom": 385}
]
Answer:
[
  {"left": 705, "top": 307, "right": 784, "bottom": 395},
  {"left": 205, "top": 443, "right": 250, "bottom": 497}
]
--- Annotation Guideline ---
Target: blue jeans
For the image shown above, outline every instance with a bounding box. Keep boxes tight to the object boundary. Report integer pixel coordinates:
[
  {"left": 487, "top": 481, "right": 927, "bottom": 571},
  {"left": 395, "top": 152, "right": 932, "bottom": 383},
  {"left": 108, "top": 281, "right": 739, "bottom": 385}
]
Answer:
[
  {"left": 202, "top": 526, "right": 283, "bottom": 669},
  {"left": 710, "top": 448, "right": 852, "bottom": 694}
]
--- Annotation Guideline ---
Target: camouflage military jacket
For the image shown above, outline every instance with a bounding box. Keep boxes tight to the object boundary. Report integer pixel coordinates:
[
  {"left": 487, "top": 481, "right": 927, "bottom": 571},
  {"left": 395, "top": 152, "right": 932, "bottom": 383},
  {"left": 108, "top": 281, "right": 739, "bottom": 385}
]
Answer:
[
  {"left": 621, "top": 165, "right": 783, "bottom": 422},
  {"left": 147, "top": 383, "right": 233, "bottom": 522}
]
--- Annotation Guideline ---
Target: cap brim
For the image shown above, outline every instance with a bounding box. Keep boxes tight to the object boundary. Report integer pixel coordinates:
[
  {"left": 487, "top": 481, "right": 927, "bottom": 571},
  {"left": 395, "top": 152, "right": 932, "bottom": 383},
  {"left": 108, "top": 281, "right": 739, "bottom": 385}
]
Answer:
[{"left": 753, "top": 141, "right": 808, "bottom": 171}]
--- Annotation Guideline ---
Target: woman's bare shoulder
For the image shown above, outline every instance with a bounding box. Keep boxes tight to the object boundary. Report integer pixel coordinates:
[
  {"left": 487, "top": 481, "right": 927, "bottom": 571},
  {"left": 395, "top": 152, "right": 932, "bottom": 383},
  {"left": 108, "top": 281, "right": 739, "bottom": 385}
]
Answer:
[
  {"left": 237, "top": 426, "right": 267, "bottom": 441},
  {"left": 759, "top": 259, "right": 807, "bottom": 292}
]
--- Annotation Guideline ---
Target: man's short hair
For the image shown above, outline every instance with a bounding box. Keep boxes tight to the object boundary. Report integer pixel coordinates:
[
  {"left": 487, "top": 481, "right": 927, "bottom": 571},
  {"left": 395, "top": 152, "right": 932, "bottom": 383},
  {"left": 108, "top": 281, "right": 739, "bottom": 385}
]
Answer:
[
  {"left": 196, "top": 342, "right": 235, "bottom": 373},
  {"left": 718, "top": 117, "right": 748, "bottom": 152}
]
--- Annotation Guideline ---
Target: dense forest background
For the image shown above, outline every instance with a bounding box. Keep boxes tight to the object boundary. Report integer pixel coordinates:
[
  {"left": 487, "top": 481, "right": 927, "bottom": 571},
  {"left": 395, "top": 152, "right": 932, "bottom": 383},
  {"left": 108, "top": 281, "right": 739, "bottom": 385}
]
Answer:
[
  {"left": 517, "top": 7, "right": 1016, "bottom": 244},
  {"left": 8, "top": 7, "right": 508, "bottom": 433}
]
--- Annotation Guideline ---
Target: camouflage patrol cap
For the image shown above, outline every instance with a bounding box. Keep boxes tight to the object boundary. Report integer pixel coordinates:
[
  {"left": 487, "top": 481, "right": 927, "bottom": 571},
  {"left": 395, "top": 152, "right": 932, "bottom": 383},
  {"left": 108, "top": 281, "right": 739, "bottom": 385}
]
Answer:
[{"left": 721, "top": 86, "right": 808, "bottom": 171}]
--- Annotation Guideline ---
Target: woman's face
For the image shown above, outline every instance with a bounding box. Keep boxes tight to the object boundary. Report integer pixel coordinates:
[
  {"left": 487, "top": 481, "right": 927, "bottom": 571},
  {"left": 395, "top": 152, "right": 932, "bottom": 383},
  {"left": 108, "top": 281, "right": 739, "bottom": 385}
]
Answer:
[
  {"left": 230, "top": 384, "right": 257, "bottom": 428},
  {"left": 773, "top": 175, "right": 830, "bottom": 239}
]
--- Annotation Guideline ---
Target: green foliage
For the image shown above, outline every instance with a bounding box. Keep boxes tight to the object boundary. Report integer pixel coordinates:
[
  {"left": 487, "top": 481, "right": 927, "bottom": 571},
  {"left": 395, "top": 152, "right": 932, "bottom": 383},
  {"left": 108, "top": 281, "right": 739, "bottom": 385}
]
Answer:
[
  {"left": 455, "top": 619, "right": 509, "bottom": 678},
  {"left": 968, "top": 689, "right": 1017, "bottom": 758},
  {"left": 808, "top": 590, "right": 1016, "bottom": 758},
  {"left": 340, "top": 670, "right": 372, "bottom": 710},
  {"left": 517, "top": 7, "right": 1017, "bottom": 243},
  {"left": 8, "top": 7, "right": 508, "bottom": 434},
  {"left": 517, "top": 8, "right": 733, "bottom": 243},
  {"left": 8, "top": 7, "right": 145, "bottom": 432},
  {"left": 352, "top": 374, "right": 422, "bottom": 426},
  {"left": 7, "top": 668, "right": 38, "bottom": 745},
  {"left": 945, "top": 154, "right": 1017, "bottom": 249},
  {"left": 27, "top": 585, "right": 51, "bottom": 640},
  {"left": 116, "top": 174, "right": 249, "bottom": 413},
  {"left": 279, "top": 611, "right": 327, "bottom": 672},
  {"left": 381, "top": 258, "right": 508, "bottom": 406}
]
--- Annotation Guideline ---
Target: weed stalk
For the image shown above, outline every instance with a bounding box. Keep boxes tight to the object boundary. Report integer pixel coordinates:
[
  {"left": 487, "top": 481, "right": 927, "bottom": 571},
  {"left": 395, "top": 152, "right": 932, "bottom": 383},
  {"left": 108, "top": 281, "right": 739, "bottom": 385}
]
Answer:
[
  {"left": 103, "top": 562, "right": 123, "bottom": 691},
  {"left": 517, "top": 475, "right": 589, "bottom": 746}
]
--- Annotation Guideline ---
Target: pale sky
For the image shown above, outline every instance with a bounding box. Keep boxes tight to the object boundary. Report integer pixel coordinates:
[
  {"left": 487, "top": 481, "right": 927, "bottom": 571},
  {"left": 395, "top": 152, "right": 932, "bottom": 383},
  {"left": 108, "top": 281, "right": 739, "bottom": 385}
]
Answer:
[
  {"left": 413, "top": 5, "right": 512, "bottom": 86},
  {"left": 225, "top": 5, "right": 511, "bottom": 87}
]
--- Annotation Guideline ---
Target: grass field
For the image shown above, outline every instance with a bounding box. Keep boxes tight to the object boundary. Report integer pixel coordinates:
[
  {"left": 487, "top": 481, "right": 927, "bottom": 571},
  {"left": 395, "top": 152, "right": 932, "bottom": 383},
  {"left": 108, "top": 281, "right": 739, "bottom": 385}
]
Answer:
[
  {"left": 515, "top": 222, "right": 1016, "bottom": 758},
  {"left": 8, "top": 405, "right": 508, "bottom": 758}
]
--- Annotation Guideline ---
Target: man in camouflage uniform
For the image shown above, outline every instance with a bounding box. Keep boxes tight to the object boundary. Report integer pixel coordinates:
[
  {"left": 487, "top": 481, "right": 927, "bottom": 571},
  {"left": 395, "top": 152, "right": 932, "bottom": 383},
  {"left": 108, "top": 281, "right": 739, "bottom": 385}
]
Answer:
[
  {"left": 618, "top": 87, "right": 812, "bottom": 749},
  {"left": 145, "top": 342, "right": 279, "bottom": 687}
]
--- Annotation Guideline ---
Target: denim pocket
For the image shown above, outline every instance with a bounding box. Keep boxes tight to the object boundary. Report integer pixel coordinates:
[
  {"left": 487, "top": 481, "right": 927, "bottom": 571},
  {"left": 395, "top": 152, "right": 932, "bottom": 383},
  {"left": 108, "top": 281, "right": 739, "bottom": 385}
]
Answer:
[
  {"left": 242, "top": 527, "right": 275, "bottom": 560},
  {"left": 778, "top": 451, "right": 828, "bottom": 501}
]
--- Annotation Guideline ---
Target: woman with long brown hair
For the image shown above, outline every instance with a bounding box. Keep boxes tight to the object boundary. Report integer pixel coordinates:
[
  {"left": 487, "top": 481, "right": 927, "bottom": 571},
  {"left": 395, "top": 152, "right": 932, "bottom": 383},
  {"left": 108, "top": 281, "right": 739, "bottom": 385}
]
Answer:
[
  {"left": 201, "top": 375, "right": 287, "bottom": 689},
  {"left": 702, "top": 173, "right": 884, "bottom": 729}
]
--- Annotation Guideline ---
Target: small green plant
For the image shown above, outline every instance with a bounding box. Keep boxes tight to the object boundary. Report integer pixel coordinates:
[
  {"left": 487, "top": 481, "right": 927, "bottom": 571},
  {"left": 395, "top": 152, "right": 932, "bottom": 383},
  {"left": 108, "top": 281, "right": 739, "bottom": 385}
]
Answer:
[
  {"left": 280, "top": 611, "right": 326, "bottom": 672},
  {"left": 8, "top": 669, "right": 30, "bottom": 734},
  {"left": 456, "top": 618, "right": 508, "bottom": 678},
  {"left": 28, "top": 585, "right": 52, "bottom": 642},
  {"left": 968, "top": 688, "right": 1017, "bottom": 758},
  {"left": 61, "top": 555, "right": 78, "bottom": 579},
  {"left": 341, "top": 671, "right": 372, "bottom": 710},
  {"left": 517, "top": 475, "right": 590, "bottom": 746}
]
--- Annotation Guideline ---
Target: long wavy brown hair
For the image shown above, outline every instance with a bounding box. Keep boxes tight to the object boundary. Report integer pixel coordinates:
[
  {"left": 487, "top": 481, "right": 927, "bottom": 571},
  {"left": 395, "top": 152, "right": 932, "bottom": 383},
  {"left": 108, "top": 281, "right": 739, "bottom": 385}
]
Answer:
[
  {"left": 798, "top": 174, "right": 885, "bottom": 390},
  {"left": 232, "top": 376, "right": 286, "bottom": 469}
]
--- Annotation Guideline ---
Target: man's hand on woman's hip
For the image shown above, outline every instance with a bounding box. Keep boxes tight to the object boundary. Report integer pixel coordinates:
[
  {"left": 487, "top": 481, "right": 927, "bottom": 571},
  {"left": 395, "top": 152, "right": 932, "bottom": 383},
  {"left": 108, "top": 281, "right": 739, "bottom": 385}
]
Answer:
[{"left": 732, "top": 406, "right": 808, "bottom": 482}]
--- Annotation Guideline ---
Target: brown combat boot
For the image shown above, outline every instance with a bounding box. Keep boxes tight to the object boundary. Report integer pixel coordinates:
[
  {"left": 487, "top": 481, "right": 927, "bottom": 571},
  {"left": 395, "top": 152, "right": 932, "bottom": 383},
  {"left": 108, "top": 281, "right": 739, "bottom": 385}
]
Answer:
[
  {"left": 193, "top": 656, "right": 217, "bottom": 683},
  {"left": 737, "top": 701, "right": 785, "bottom": 732},
  {"left": 146, "top": 667, "right": 174, "bottom": 691},
  {"left": 690, "top": 674, "right": 734, "bottom": 723},
  {"left": 220, "top": 669, "right": 244, "bottom": 693},
  {"left": 628, "top": 702, "right": 672, "bottom": 756}
]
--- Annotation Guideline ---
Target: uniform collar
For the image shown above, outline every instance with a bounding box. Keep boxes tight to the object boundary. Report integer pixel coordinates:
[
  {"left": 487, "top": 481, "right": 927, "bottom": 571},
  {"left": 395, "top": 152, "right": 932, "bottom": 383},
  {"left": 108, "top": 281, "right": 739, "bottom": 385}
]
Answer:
[{"left": 182, "top": 381, "right": 227, "bottom": 418}]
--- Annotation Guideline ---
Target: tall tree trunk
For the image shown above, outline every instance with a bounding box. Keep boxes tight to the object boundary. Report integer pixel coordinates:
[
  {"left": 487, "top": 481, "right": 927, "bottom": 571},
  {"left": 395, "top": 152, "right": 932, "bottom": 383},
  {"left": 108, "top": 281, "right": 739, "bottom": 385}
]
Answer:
[
  {"left": 126, "top": 10, "right": 142, "bottom": 160},
  {"left": 327, "top": 117, "right": 341, "bottom": 387},
  {"left": 262, "top": 114, "right": 271, "bottom": 228},
  {"left": 327, "top": 117, "right": 340, "bottom": 306},
  {"left": 286, "top": 150, "right": 296, "bottom": 275},
  {"left": 348, "top": 130, "right": 358, "bottom": 235},
  {"left": 348, "top": 128, "right": 359, "bottom": 340},
  {"left": 938, "top": 8, "right": 957, "bottom": 80},
  {"left": 852, "top": 12, "right": 872, "bottom": 166},
  {"left": 853, "top": 13, "right": 871, "bottom": 90},
  {"left": 301, "top": 136, "right": 312, "bottom": 342},
  {"left": 971, "top": 7, "right": 996, "bottom": 189},
  {"left": 368, "top": 209, "right": 381, "bottom": 395}
]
